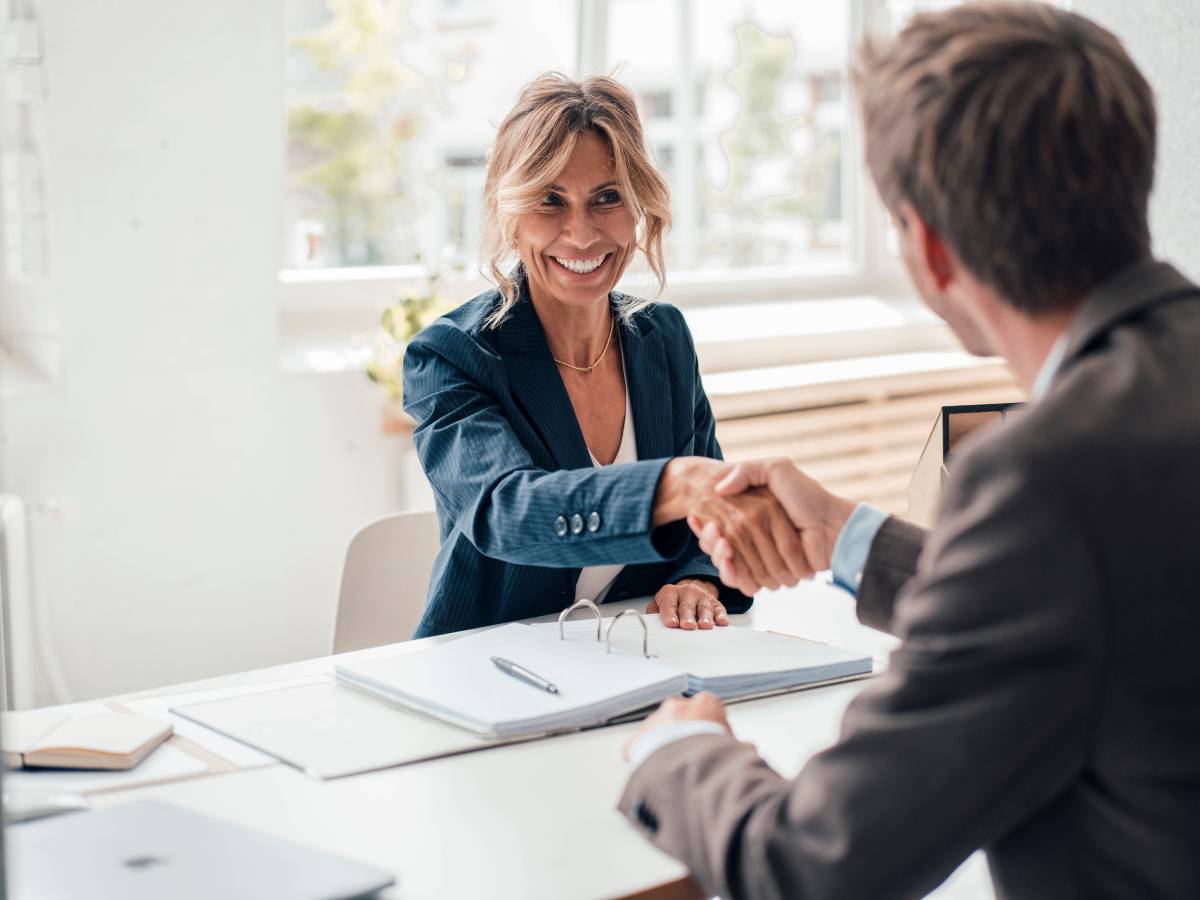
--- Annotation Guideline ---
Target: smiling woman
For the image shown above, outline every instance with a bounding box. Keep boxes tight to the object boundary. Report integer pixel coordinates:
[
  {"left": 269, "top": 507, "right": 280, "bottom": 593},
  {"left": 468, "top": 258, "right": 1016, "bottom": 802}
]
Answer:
[
  {"left": 481, "top": 74, "right": 671, "bottom": 328},
  {"left": 399, "top": 74, "right": 785, "bottom": 640}
]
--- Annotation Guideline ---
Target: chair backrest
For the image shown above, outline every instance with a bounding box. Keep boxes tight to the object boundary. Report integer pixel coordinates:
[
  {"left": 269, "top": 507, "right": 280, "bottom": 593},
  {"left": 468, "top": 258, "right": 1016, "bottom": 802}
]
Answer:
[{"left": 332, "top": 509, "right": 442, "bottom": 654}]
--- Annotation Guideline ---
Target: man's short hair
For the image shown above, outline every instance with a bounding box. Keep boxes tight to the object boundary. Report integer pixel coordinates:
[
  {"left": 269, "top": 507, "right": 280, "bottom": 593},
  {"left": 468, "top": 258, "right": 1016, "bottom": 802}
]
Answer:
[{"left": 854, "top": 2, "right": 1156, "bottom": 314}]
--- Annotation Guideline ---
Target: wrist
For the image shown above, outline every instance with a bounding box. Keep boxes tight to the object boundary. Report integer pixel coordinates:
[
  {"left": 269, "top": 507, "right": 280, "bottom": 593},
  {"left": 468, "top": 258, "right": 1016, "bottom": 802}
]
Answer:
[
  {"left": 653, "top": 457, "right": 723, "bottom": 526},
  {"left": 819, "top": 495, "right": 856, "bottom": 570}
]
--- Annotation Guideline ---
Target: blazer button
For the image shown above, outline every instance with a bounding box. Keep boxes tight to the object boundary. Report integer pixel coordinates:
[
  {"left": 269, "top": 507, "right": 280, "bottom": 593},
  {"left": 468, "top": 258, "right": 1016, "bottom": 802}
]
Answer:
[
  {"left": 570, "top": 513, "right": 585, "bottom": 535},
  {"left": 554, "top": 515, "right": 569, "bottom": 538},
  {"left": 587, "top": 511, "right": 602, "bottom": 533},
  {"left": 634, "top": 801, "right": 659, "bottom": 834}
]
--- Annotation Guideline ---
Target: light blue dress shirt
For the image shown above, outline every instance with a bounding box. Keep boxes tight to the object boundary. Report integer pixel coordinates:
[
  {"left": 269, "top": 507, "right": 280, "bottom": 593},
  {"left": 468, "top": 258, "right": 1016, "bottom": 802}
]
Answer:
[
  {"left": 829, "top": 502, "right": 892, "bottom": 593},
  {"left": 625, "top": 335, "right": 1071, "bottom": 769}
]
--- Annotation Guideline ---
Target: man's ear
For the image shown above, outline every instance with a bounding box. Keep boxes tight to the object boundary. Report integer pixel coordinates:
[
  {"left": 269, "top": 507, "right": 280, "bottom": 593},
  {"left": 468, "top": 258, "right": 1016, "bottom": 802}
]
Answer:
[{"left": 898, "top": 202, "right": 954, "bottom": 291}]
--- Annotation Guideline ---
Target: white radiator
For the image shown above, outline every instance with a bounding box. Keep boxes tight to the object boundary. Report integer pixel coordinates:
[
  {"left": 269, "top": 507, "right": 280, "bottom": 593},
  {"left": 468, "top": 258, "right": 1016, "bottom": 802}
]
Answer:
[
  {"left": 0, "top": 494, "right": 35, "bottom": 709},
  {"left": 711, "top": 353, "right": 1023, "bottom": 515}
]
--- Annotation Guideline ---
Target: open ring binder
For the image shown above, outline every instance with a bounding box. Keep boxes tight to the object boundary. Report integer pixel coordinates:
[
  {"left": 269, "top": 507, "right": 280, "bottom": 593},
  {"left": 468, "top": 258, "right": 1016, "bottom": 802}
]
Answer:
[
  {"left": 605, "top": 610, "right": 650, "bottom": 658},
  {"left": 558, "top": 598, "right": 602, "bottom": 640},
  {"left": 557, "top": 600, "right": 651, "bottom": 658}
]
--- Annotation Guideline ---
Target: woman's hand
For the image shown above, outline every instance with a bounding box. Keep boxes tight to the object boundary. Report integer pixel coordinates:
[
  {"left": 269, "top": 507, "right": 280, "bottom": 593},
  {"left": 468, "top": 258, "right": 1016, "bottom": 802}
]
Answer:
[{"left": 646, "top": 579, "right": 728, "bottom": 630}]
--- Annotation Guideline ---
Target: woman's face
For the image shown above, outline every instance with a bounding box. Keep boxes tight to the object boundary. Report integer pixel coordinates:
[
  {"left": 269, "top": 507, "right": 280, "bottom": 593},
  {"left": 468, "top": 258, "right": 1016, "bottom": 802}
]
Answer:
[{"left": 515, "top": 130, "right": 638, "bottom": 312}]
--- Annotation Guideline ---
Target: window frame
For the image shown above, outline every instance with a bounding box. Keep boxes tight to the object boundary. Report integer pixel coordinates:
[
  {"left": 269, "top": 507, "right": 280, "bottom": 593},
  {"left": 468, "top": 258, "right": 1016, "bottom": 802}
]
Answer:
[{"left": 276, "top": 0, "right": 911, "bottom": 337}]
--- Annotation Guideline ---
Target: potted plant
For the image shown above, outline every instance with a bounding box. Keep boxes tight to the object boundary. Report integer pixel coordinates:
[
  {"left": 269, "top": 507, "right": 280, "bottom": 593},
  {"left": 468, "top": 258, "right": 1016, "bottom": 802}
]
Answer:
[{"left": 367, "top": 270, "right": 453, "bottom": 433}]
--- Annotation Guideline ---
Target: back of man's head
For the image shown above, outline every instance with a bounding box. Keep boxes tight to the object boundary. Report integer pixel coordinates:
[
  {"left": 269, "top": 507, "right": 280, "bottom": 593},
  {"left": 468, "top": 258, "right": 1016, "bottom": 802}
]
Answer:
[{"left": 854, "top": 2, "right": 1155, "bottom": 315}]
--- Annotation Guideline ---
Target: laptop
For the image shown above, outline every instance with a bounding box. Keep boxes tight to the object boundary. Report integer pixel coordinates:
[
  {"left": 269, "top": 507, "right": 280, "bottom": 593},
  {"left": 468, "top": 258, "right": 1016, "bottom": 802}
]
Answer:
[{"left": 4, "top": 798, "right": 394, "bottom": 899}]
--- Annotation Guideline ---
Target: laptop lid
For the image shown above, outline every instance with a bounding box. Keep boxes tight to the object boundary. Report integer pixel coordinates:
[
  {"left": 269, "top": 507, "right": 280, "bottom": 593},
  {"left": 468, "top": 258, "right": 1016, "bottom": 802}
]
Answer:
[{"left": 5, "top": 799, "right": 393, "bottom": 900}]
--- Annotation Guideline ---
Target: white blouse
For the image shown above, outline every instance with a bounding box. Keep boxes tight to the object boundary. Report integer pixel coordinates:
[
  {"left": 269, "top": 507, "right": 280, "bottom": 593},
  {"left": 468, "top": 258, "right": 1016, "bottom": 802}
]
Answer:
[{"left": 573, "top": 383, "right": 637, "bottom": 605}]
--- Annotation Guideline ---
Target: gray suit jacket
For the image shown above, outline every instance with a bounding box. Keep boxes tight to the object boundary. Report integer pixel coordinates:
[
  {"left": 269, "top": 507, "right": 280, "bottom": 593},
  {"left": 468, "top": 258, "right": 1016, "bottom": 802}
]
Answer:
[{"left": 619, "top": 260, "right": 1200, "bottom": 899}]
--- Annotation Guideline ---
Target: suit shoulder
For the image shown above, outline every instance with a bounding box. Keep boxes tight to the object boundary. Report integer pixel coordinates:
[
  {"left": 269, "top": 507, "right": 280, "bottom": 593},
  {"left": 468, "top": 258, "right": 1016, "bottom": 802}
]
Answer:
[
  {"left": 408, "top": 289, "right": 503, "bottom": 356},
  {"left": 403, "top": 289, "right": 506, "bottom": 397},
  {"left": 623, "top": 298, "right": 695, "bottom": 348},
  {"left": 947, "top": 367, "right": 1127, "bottom": 507}
]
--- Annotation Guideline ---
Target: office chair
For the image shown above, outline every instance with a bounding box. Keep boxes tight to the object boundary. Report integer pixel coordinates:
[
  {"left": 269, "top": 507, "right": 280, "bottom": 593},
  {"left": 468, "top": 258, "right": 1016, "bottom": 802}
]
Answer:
[{"left": 331, "top": 509, "right": 441, "bottom": 654}]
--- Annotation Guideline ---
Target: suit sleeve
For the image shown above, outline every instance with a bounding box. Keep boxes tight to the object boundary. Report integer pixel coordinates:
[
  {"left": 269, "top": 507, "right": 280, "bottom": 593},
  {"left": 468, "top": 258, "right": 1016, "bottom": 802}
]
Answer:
[
  {"left": 403, "top": 323, "right": 690, "bottom": 568},
  {"left": 661, "top": 322, "right": 753, "bottom": 613},
  {"left": 855, "top": 515, "right": 928, "bottom": 632},
  {"left": 620, "top": 442, "right": 1105, "bottom": 900}
]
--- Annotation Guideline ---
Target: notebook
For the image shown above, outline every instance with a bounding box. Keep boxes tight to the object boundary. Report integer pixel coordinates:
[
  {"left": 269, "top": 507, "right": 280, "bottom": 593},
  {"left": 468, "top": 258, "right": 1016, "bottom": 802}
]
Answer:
[
  {"left": 3, "top": 709, "right": 172, "bottom": 770},
  {"left": 546, "top": 616, "right": 873, "bottom": 699},
  {"left": 335, "top": 619, "right": 872, "bottom": 739},
  {"left": 337, "top": 623, "right": 687, "bottom": 739}
]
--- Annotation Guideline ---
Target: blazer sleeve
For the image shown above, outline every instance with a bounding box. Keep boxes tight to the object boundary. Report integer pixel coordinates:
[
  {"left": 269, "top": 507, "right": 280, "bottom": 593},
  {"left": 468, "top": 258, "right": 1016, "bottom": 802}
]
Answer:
[
  {"left": 403, "top": 323, "right": 691, "bottom": 568},
  {"left": 855, "top": 515, "right": 928, "bottom": 632},
  {"left": 619, "top": 439, "right": 1105, "bottom": 900},
  {"left": 662, "top": 346, "right": 753, "bottom": 614}
]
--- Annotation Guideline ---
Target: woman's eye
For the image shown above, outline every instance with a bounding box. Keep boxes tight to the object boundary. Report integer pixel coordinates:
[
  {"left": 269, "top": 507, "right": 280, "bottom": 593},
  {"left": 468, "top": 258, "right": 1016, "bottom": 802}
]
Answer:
[
  {"left": 595, "top": 190, "right": 621, "bottom": 206},
  {"left": 542, "top": 192, "right": 563, "bottom": 207}
]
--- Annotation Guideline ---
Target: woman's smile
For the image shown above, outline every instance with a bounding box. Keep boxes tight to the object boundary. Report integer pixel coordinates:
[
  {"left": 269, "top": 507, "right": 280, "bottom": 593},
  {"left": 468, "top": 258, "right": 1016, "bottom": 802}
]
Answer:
[{"left": 549, "top": 252, "right": 612, "bottom": 279}]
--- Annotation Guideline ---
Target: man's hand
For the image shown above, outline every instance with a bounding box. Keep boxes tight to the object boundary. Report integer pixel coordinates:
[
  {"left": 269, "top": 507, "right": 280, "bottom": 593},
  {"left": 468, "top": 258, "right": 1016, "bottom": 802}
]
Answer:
[
  {"left": 646, "top": 579, "right": 729, "bottom": 629},
  {"left": 622, "top": 692, "right": 733, "bottom": 761},
  {"left": 690, "top": 459, "right": 855, "bottom": 593},
  {"left": 688, "top": 488, "right": 810, "bottom": 597},
  {"left": 653, "top": 457, "right": 809, "bottom": 597}
]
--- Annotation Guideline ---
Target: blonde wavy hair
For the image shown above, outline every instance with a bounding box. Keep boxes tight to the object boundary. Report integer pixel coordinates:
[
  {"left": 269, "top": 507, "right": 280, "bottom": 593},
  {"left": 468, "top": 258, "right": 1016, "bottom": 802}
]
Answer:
[{"left": 481, "top": 73, "right": 671, "bottom": 328}]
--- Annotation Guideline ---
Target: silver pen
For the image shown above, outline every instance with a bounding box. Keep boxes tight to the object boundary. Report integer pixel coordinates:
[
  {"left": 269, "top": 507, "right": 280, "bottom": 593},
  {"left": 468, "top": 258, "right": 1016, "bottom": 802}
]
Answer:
[{"left": 491, "top": 656, "right": 559, "bottom": 694}]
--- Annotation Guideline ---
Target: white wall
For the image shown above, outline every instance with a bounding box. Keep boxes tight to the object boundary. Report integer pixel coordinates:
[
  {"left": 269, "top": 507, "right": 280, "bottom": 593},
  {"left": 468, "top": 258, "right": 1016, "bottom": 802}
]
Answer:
[
  {"left": 1076, "top": 0, "right": 1200, "bottom": 279},
  {"left": 2, "top": 1, "right": 412, "bottom": 703},
  {"left": 2, "top": 0, "right": 1198, "bottom": 705}
]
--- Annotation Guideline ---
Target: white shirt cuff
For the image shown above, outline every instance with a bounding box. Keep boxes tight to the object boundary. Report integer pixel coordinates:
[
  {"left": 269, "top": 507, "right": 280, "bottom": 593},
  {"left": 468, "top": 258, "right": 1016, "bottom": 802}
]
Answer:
[
  {"left": 829, "top": 503, "right": 889, "bottom": 596},
  {"left": 627, "top": 720, "right": 730, "bottom": 769}
]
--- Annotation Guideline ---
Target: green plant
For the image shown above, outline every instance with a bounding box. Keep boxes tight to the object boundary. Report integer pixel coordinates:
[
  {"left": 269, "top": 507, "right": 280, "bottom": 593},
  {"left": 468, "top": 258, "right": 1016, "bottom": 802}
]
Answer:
[{"left": 366, "top": 270, "right": 453, "bottom": 399}]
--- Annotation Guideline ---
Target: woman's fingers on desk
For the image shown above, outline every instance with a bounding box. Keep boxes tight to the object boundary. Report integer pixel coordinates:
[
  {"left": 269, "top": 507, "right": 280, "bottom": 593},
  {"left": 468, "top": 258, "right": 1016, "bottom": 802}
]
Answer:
[{"left": 646, "top": 581, "right": 728, "bottom": 629}]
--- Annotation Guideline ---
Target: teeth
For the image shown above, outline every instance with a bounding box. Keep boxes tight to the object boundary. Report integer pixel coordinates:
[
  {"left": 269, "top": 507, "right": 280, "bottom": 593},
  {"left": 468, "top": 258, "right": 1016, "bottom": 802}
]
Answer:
[{"left": 554, "top": 255, "right": 606, "bottom": 274}]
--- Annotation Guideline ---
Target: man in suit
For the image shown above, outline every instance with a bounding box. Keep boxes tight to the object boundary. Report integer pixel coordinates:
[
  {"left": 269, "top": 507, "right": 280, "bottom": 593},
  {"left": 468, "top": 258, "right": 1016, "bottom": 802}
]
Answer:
[{"left": 618, "top": 3, "right": 1200, "bottom": 898}]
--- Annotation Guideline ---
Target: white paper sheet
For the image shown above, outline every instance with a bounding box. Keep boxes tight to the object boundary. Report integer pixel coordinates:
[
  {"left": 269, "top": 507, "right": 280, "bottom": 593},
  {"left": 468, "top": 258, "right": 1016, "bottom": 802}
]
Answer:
[
  {"left": 120, "top": 675, "right": 330, "bottom": 769},
  {"left": 172, "top": 680, "right": 501, "bottom": 779}
]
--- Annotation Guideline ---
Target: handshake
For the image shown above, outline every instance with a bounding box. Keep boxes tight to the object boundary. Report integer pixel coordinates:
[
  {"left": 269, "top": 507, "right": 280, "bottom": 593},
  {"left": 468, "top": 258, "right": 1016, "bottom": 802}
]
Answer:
[{"left": 655, "top": 457, "right": 858, "bottom": 597}]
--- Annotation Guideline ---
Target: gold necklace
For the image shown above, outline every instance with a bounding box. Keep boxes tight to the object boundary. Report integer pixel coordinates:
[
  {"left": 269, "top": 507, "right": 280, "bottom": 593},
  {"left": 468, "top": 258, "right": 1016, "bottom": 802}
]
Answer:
[{"left": 553, "top": 318, "right": 616, "bottom": 374}]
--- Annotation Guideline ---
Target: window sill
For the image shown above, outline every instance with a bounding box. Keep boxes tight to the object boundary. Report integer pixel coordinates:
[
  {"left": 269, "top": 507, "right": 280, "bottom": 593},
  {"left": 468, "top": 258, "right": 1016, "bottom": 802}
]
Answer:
[{"left": 277, "top": 290, "right": 957, "bottom": 376}]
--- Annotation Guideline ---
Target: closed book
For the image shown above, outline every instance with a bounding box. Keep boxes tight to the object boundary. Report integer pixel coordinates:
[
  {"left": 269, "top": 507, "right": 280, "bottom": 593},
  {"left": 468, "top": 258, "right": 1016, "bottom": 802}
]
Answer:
[{"left": 2, "top": 709, "right": 172, "bottom": 770}]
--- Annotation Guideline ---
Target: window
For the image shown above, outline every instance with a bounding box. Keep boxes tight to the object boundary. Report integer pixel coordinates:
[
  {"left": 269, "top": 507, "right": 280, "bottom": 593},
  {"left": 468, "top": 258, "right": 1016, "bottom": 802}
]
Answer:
[
  {"left": 284, "top": 0, "right": 576, "bottom": 271},
  {"left": 605, "top": 0, "right": 852, "bottom": 275},
  {"left": 282, "top": 0, "right": 913, "bottom": 297}
]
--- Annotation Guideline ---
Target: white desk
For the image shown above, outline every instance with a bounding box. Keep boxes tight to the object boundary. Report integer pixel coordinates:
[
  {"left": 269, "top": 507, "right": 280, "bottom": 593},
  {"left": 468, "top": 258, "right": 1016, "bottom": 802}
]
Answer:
[{"left": 57, "top": 581, "right": 991, "bottom": 900}]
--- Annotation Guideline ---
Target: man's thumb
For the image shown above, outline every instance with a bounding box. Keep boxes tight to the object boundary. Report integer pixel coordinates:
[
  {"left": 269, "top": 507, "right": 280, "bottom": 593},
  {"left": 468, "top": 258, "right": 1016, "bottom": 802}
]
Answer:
[{"left": 715, "top": 461, "right": 765, "bottom": 495}]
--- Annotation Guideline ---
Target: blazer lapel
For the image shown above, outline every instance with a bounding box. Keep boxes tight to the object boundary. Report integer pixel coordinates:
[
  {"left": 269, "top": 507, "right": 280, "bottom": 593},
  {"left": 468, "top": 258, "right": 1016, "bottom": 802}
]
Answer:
[
  {"left": 500, "top": 285, "right": 592, "bottom": 471},
  {"left": 621, "top": 307, "right": 674, "bottom": 461}
]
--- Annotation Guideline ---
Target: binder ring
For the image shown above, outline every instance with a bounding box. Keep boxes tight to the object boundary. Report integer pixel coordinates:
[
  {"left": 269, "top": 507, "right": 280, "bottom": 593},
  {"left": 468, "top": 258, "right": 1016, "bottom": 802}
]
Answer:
[
  {"left": 558, "top": 598, "right": 602, "bottom": 641},
  {"left": 605, "top": 610, "right": 650, "bottom": 658}
]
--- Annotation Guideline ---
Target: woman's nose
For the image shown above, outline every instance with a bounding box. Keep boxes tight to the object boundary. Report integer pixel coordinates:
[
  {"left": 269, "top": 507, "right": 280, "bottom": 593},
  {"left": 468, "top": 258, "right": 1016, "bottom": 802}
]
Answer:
[{"left": 561, "top": 206, "right": 600, "bottom": 248}]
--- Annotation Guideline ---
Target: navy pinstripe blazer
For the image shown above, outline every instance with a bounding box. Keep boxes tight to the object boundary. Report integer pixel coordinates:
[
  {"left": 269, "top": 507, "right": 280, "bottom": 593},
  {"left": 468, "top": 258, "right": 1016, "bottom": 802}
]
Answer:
[{"left": 402, "top": 282, "right": 749, "bottom": 638}]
